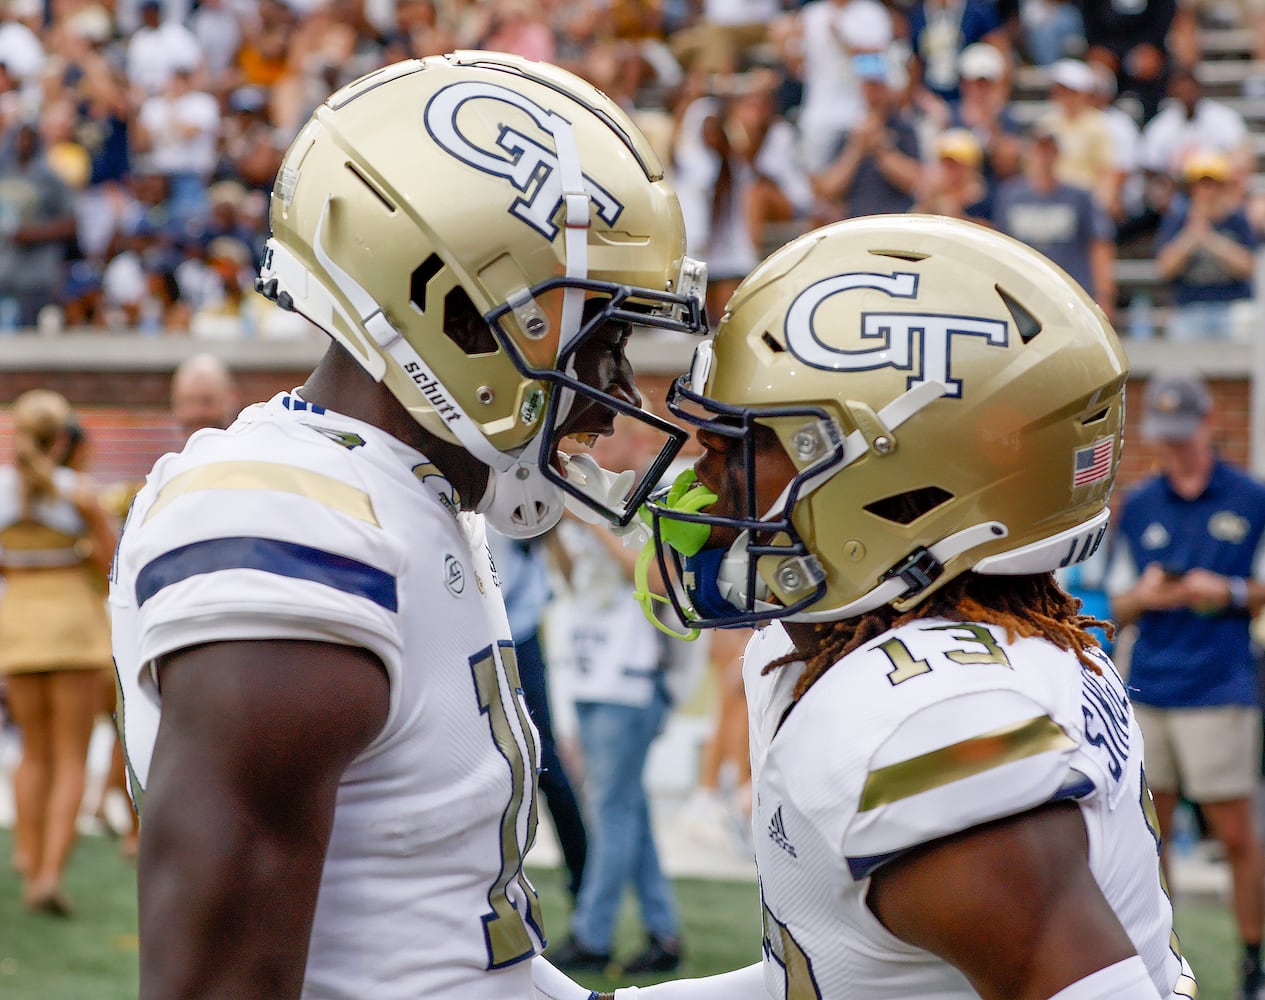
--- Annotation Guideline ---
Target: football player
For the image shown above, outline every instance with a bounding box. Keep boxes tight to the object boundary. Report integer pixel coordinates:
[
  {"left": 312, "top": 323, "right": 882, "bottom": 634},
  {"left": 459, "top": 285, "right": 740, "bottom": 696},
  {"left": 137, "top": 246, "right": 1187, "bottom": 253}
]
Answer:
[
  {"left": 594, "top": 216, "right": 1195, "bottom": 999},
  {"left": 109, "top": 53, "right": 705, "bottom": 1000}
]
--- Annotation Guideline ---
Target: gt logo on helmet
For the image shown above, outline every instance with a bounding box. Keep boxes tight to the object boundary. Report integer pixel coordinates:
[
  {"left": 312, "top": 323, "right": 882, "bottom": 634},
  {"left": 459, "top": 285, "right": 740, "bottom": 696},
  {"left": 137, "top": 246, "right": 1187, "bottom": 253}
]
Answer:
[
  {"left": 424, "top": 81, "right": 624, "bottom": 240},
  {"left": 784, "top": 271, "right": 1010, "bottom": 398}
]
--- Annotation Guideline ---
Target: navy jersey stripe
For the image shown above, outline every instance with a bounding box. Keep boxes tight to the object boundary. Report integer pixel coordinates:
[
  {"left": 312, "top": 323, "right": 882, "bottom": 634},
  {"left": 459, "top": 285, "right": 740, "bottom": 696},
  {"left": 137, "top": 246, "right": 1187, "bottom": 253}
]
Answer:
[{"left": 136, "top": 536, "right": 398, "bottom": 611}]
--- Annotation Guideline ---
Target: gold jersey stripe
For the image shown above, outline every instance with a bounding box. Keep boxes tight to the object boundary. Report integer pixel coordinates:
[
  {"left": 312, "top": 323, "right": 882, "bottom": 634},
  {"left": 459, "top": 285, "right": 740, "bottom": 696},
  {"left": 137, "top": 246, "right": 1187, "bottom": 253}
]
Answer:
[
  {"left": 145, "top": 461, "right": 379, "bottom": 527},
  {"left": 859, "top": 715, "right": 1075, "bottom": 812}
]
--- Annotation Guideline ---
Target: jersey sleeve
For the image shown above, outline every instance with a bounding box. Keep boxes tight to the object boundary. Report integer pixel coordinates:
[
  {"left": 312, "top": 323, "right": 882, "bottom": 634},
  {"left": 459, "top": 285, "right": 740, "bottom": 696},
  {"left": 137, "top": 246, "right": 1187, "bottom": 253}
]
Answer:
[
  {"left": 112, "top": 422, "right": 408, "bottom": 695},
  {"left": 776, "top": 624, "right": 1097, "bottom": 881},
  {"left": 839, "top": 687, "right": 1083, "bottom": 878}
]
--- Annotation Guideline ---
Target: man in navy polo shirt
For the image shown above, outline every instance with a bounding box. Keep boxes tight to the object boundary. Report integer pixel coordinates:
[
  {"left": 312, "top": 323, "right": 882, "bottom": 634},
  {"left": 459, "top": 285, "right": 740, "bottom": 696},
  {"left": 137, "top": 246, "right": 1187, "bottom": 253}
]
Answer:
[{"left": 1107, "top": 372, "right": 1265, "bottom": 1000}]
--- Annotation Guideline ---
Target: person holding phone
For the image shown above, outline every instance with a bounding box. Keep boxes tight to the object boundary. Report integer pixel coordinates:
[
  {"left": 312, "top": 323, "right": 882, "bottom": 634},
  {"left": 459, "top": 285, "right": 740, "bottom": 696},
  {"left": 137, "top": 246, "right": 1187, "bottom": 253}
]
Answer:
[{"left": 1107, "top": 372, "right": 1265, "bottom": 1000}]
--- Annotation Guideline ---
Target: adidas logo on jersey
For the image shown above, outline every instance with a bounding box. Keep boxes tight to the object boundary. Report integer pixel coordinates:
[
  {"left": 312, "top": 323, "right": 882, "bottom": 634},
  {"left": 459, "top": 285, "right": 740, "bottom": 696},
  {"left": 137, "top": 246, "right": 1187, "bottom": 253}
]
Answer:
[{"left": 768, "top": 806, "right": 797, "bottom": 858}]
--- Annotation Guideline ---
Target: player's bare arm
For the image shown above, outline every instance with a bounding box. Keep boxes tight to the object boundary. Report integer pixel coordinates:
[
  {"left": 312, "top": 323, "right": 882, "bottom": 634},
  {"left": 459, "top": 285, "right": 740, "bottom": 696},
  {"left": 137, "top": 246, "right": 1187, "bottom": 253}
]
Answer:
[
  {"left": 138, "top": 639, "right": 388, "bottom": 999},
  {"left": 868, "top": 801, "right": 1139, "bottom": 1000}
]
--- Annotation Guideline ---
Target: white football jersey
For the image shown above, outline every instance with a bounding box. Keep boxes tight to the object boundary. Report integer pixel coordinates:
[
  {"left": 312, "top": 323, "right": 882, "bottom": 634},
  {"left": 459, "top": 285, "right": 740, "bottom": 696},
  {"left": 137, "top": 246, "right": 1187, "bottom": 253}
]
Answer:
[
  {"left": 110, "top": 392, "right": 544, "bottom": 1000},
  {"left": 744, "top": 620, "right": 1196, "bottom": 1000}
]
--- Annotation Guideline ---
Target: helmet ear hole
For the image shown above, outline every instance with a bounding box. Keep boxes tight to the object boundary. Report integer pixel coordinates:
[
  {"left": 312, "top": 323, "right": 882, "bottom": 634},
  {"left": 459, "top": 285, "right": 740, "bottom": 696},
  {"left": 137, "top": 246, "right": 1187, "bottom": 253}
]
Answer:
[{"left": 863, "top": 486, "right": 954, "bottom": 525}]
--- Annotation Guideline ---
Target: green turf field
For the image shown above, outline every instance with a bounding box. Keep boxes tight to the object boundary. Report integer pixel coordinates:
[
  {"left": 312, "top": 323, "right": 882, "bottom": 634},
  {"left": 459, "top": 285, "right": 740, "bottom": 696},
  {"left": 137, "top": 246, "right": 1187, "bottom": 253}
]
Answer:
[{"left": 0, "top": 829, "right": 1245, "bottom": 998}]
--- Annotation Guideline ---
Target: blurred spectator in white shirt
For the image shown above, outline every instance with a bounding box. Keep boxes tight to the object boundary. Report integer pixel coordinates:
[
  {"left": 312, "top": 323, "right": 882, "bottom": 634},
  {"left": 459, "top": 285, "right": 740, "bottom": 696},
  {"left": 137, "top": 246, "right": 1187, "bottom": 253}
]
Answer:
[
  {"left": 673, "top": 90, "right": 747, "bottom": 323},
  {"left": 672, "top": 70, "right": 812, "bottom": 322},
  {"left": 125, "top": 0, "right": 203, "bottom": 97},
  {"left": 789, "top": 0, "right": 892, "bottom": 172},
  {"left": 190, "top": 0, "right": 251, "bottom": 91},
  {"left": 133, "top": 67, "right": 220, "bottom": 230},
  {"left": 1139, "top": 66, "right": 1252, "bottom": 190},
  {"left": 0, "top": 3, "right": 41, "bottom": 80}
]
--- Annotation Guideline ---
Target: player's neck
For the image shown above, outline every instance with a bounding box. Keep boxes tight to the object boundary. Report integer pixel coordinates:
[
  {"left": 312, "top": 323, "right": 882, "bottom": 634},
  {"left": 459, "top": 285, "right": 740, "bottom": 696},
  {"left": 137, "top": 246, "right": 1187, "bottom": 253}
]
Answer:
[
  {"left": 300, "top": 343, "right": 490, "bottom": 509},
  {"left": 783, "top": 621, "right": 819, "bottom": 656}
]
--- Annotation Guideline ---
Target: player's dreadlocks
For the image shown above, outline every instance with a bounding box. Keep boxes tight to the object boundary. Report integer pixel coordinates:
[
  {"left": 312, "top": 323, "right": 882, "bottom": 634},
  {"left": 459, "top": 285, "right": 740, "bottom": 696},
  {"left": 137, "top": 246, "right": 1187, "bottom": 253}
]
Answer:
[{"left": 764, "top": 571, "right": 1113, "bottom": 702}]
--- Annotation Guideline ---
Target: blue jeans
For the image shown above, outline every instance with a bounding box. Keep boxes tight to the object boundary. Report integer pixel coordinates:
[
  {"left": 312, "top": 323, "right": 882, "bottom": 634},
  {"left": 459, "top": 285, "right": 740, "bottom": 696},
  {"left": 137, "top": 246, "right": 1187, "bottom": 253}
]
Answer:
[
  {"left": 569, "top": 692, "right": 678, "bottom": 951},
  {"left": 1166, "top": 300, "right": 1237, "bottom": 342},
  {"left": 516, "top": 634, "right": 588, "bottom": 899}
]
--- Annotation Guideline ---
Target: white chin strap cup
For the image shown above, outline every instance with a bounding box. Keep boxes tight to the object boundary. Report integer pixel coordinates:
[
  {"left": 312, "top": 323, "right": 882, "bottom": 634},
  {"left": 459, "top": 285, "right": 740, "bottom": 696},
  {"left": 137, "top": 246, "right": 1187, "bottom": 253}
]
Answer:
[
  {"left": 479, "top": 448, "right": 641, "bottom": 540},
  {"left": 478, "top": 433, "right": 568, "bottom": 539},
  {"left": 477, "top": 463, "right": 565, "bottom": 538}
]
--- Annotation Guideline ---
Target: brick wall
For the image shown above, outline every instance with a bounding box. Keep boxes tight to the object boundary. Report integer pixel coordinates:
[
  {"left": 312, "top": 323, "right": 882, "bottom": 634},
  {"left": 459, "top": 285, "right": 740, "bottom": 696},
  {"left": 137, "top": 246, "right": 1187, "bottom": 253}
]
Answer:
[{"left": 0, "top": 366, "right": 1254, "bottom": 495}]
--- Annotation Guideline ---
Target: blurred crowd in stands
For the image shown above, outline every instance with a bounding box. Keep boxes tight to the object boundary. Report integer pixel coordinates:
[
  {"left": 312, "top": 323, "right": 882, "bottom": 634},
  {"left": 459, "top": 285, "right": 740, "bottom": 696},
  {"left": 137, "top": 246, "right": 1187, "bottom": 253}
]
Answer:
[{"left": 0, "top": 0, "right": 1262, "bottom": 339}]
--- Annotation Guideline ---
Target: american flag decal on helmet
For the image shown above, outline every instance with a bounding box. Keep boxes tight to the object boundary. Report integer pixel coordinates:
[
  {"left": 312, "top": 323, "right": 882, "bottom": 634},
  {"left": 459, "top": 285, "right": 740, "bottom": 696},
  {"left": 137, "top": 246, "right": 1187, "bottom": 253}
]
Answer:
[{"left": 1072, "top": 438, "right": 1113, "bottom": 488}]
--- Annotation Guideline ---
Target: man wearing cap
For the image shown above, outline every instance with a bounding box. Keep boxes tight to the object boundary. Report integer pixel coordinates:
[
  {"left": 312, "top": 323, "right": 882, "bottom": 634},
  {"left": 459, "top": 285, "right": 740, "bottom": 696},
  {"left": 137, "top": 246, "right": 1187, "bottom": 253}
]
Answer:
[
  {"left": 1107, "top": 373, "right": 1265, "bottom": 1000},
  {"left": 811, "top": 51, "right": 922, "bottom": 220},
  {"left": 950, "top": 42, "right": 1023, "bottom": 193},
  {"left": 914, "top": 128, "right": 990, "bottom": 221},
  {"left": 991, "top": 123, "right": 1116, "bottom": 320},
  {"left": 1154, "top": 149, "right": 1256, "bottom": 341},
  {"left": 1037, "top": 58, "right": 1118, "bottom": 214}
]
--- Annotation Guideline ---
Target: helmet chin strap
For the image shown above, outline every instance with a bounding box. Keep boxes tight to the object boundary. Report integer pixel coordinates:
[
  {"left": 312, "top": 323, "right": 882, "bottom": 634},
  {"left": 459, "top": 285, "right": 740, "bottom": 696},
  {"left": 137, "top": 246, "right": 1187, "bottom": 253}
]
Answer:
[
  {"left": 547, "top": 109, "right": 590, "bottom": 426},
  {"left": 786, "top": 509, "right": 1111, "bottom": 622},
  {"left": 787, "top": 520, "right": 1008, "bottom": 623}
]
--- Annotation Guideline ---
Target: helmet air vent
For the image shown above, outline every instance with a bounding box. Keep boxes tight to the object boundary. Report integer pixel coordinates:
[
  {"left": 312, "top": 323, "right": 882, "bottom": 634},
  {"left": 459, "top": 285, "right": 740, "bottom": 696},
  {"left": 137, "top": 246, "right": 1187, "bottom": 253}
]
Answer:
[
  {"left": 762, "top": 331, "right": 785, "bottom": 354},
  {"left": 345, "top": 163, "right": 396, "bottom": 214},
  {"left": 868, "top": 249, "right": 928, "bottom": 263},
  {"left": 1081, "top": 406, "right": 1110, "bottom": 425},
  {"left": 440, "top": 285, "right": 498, "bottom": 356},
  {"left": 409, "top": 254, "right": 445, "bottom": 313},
  {"left": 995, "top": 286, "right": 1042, "bottom": 344},
  {"left": 864, "top": 486, "right": 953, "bottom": 525}
]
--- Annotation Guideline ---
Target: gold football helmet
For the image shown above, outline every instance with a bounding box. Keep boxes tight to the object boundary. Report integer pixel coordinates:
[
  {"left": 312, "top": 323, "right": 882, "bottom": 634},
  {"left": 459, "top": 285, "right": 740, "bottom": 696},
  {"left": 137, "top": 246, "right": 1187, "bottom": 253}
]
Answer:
[
  {"left": 257, "top": 52, "right": 706, "bottom": 537},
  {"left": 644, "top": 215, "right": 1127, "bottom": 628}
]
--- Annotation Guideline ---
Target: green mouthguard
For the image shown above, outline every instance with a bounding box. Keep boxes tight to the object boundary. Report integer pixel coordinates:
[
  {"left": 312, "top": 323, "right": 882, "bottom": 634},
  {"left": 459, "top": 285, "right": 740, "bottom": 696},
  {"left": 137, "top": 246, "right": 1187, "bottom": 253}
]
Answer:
[{"left": 632, "top": 468, "right": 719, "bottom": 642}]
